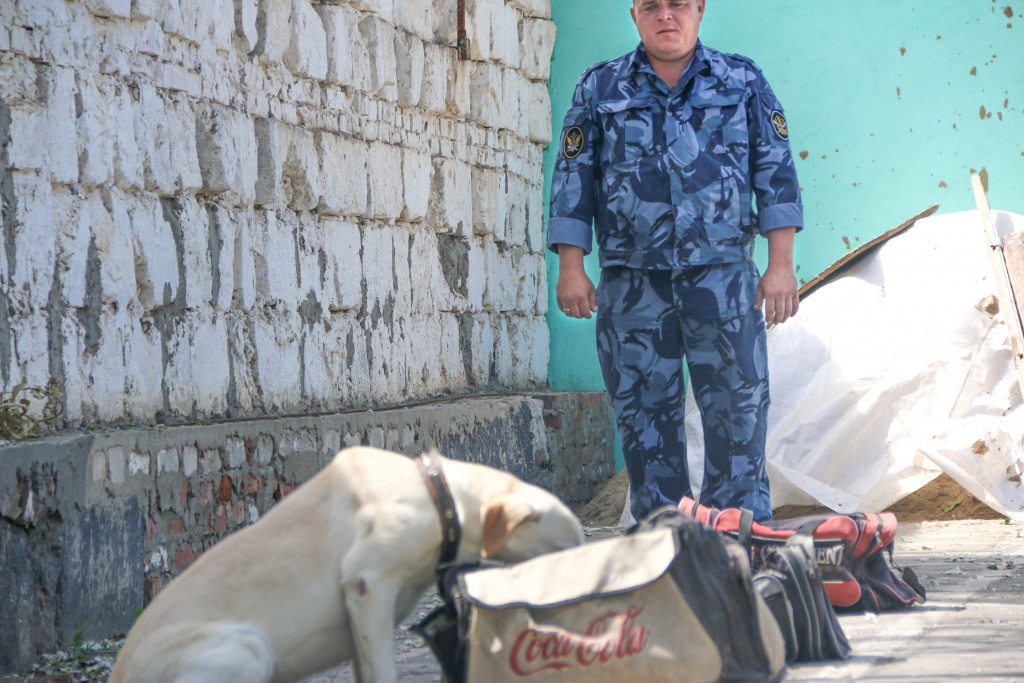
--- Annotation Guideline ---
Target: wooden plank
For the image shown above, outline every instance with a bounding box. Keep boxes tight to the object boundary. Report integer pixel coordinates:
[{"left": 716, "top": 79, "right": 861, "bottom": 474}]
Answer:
[
  {"left": 972, "top": 173, "right": 1024, "bottom": 397},
  {"left": 798, "top": 204, "right": 941, "bottom": 300},
  {"left": 1003, "top": 232, "right": 1024, "bottom": 332}
]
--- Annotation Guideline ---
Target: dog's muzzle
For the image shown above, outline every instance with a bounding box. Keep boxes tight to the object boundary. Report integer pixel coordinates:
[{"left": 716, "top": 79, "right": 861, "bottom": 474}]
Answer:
[{"left": 414, "top": 451, "right": 461, "bottom": 566}]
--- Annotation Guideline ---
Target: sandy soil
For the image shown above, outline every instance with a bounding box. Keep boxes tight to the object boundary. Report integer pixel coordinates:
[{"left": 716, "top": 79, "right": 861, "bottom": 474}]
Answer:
[{"left": 577, "top": 468, "right": 1007, "bottom": 526}]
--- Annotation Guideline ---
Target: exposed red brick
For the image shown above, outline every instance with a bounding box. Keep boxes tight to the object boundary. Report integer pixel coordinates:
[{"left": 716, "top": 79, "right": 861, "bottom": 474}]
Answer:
[
  {"left": 145, "top": 517, "right": 160, "bottom": 543},
  {"left": 543, "top": 413, "right": 562, "bottom": 429},
  {"left": 244, "top": 438, "right": 256, "bottom": 461},
  {"left": 243, "top": 474, "right": 263, "bottom": 494},
  {"left": 277, "top": 482, "right": 297, "bottom": 500},
  {"left": 145, "top": 577, "right": 164, "bottom": 603},
  {"left": 574, "top": 412, "right": 583, "bottom": 426},
  {"left": 218, "top": 475, "right": 233, "bottom": 503},
  {"left": 198, "top": 481, "right": 213, "bottom": 504},
  {"left": 181, "top": 480, "right": 189, "bottom": 505},
  {"left": 215, "top": 505, "right": 228, "bottom": 533},
  {"left": 170, "top": 517, "right": 185, "bottom": 535},
  {"left": 175, "top": 544, "right": 196, "bottom": 570}
]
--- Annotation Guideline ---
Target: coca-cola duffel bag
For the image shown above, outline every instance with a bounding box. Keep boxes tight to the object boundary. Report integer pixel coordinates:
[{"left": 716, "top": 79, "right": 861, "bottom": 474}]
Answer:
[{"left": 414, "top": 509, "right": 786, "bottom": 683}]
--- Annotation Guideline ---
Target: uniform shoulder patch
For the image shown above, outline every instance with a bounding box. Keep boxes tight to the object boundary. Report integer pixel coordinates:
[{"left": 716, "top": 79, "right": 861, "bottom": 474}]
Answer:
[
  {"left": 770, "top": 110, "right": 789, "bottom": 141},
  {"left": 563, "top": 126, "right": 584, "bottom": 159}
]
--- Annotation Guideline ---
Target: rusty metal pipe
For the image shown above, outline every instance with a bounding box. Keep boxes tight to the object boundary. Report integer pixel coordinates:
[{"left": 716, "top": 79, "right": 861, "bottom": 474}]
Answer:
[{"left": 457, "top": 0, "right": 470, "bottom": 59}]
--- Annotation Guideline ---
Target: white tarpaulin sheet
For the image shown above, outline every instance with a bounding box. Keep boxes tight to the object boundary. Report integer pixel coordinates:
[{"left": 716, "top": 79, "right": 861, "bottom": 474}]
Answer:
[{"left": 684, "top": 209, "right": 1024, "bottom": 520}]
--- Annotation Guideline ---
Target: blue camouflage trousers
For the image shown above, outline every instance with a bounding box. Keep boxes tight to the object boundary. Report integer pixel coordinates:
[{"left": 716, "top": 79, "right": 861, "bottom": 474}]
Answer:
[{"left": 596, "top": 260, "right": 772, "bottom": 522}]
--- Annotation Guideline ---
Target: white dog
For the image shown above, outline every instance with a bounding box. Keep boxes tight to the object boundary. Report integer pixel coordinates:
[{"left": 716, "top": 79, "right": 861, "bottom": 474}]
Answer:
[{"left": 109, "top": 446, "right": 584, "bottom": 683}]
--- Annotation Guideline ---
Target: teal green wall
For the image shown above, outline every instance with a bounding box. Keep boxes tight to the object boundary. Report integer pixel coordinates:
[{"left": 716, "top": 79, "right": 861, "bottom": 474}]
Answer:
[{"left": 545, "top": 0, "right": 1024, "bottom": 396}]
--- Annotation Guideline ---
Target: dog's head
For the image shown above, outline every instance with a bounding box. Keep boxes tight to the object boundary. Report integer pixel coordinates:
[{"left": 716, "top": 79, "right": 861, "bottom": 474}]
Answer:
[{"left": 479, "top": 489, "right": 585, "bottom": 562}]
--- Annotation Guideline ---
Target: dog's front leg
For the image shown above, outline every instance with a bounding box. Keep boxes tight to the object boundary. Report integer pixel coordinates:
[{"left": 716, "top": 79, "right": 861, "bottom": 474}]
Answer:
[{"left": 341, "top": 570, "right": 401, "bottom": 683}]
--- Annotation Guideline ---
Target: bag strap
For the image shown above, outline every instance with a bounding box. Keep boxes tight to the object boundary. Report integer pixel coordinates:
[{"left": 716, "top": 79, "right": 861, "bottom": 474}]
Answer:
[{"left": 738, "top": 508, "right": 755, "bottom": 550}]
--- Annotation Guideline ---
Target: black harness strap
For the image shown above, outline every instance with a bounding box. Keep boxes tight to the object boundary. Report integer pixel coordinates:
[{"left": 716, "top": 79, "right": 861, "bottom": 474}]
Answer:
[{"left": 415, "top": 451, "right": 462, "bottom": 566}]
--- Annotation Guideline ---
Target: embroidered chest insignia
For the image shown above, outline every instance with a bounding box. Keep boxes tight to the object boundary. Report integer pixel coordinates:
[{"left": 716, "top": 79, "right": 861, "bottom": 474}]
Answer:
[
  {"left": 563, "top": 126, "right": 584, "bottom": 159},
  {"left": 770, "top": 110, "right": 789, "bottom": 140}
]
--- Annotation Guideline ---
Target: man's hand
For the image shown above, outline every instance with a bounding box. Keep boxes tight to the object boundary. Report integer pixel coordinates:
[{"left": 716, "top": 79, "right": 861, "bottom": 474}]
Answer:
[
  {"left": 555, "top": 245, "right": 598, "bottom": 319},
  {"left": 754, "top": 227, "right": 799, "bottom": 325}
]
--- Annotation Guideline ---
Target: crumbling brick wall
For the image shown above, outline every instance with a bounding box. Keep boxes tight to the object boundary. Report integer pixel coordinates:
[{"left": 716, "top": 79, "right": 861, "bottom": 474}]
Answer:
[{"left": 0, "top": 0, "right": 556, "bottom": 427}]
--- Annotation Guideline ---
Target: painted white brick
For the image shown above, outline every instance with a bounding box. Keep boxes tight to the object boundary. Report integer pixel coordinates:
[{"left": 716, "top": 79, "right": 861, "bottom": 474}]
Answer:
[
  {"left": 466, "top": 234, "right": 486, "bottom": 311},
  {"left": 526, "top": 79, "right": 552, "bottom": 144},
  {"left": 6, "top": 106, "right": 45, "bottom": 171},
  {"left": 252, "top": 208, "right": 299, "bottom": 309},
  {"left": 166, "top": 97, "right": 203, "bottom": 193},
  {"left": 465, "top": 312, "right": 495, "bottom": 385},
  {"left": 366, "top": 142, "right": 404, "bottom": 219},
  {"left": 512, "top": 0, "right": 550, "bottom": 19},
  {"left": 517, "top": 251, "right": 542, "bottom": 315},
  {"left": 82, "top": 0, "right": 131, "bottom": 18},
  {"left": 252, "top": 310, "right": 303, "bottom": 411},
  {"left": 254, "top": 0, "right": 290, "bottom": 63},
  {"left": 110, "top": 83, "right": 145, "bottom": 192},
  {"left": 506, "top": 67, "right": 527, "bottom": 136},
  {"left": 128, "top": 192, "right": 179, "bottom": 310},
  {"left": 122, "top": 313, "right": 164, "bottom": 418},
  {"left": 469, "top": 61, "right": 502, "bottom": 129},
  {"left": 284, "top": 0, "right": 328, "bottom": 80},
  {"left": 133, "top": 83, "right": 177, "bottom": 195},
  {"left": 483, "top": 238, "right": 518, "bottom": 312},
  {"left": 234, "top": 0, "right": 259, "bottom": 51},
  {"left": 88, "top": 189, "right": 137, "bottom": 311},
  {"left": 393, "top": 30, "right": 424, "bottom": 108},
  {"left": 39, "top": 67, "right": 79, "bottom": 185},
  {"left": 438, "top": 312, "right": 467, "bottom": 388},
  {"left": 166, "top": 311, "right": 231, "bottom": 416},
  {"left": 76, "top": 75, "right": 115, "bottom": 188},
  {"left": 418, "top": 42, "right": 446, "bottom": 114},
  {"left": 402, "top": 148, "right": 430, "bottom": 222},
  {"left": 526, "top": 178, "right": 545, "bottom": 253},
  {"left": 490, "top": 1, "right": 521, "bottom": 68},
  {"left": 428, "top": 156, "right": 472, "bottom": 235},
  {"left": 471, "top": 165, "right": 506, "bottom": 237},
  {"left": 318, "top": 3, "right": 362, "bottom": 88},
  {"left": 359, "top": 14, "right": 398, "bottom": 101},
  {"left": 10, "top": 172, "right": 56, "bottom": 311},
  {"left": 350, "top": 0, "right": 393, "bottom": 21},
  {"left": 505, "top": 173, "right": 528, "bottom": 247},
  {"left": 230, "top": 207, "right": 257, "bottom": 311},
  {"left": 195, "top": 104, "right": 258, "bottom": 205},
  {"left": 52, "top": 188, "right": 92, "bottom": 309},
  {"left": 466, "top": 0, "right": 491, "bottom": 61},
  {"left": 207, "top": 205, "right": 236, "bottom": 312},
  {"left": 176, "top": 196, "right": 213, "bottom": 310},
  {"left": 317, "top": 132, "right": 368, "bottom": 217},
  {"left": 135, "top": 17, "right": 167, "bottom": 56},
  {"left": 255, "top": 119, "right": 321, "bottom": 210},
  {"left": 408, "top": 229, "right": 446, "bottom": 314},
  {"left": 321, "top": 218, "right": 362, "bottom": 312},
  {"left": 445, "top": 50, "right": 471, "bottom": 120},
  {"left": 521, "top": 17, "right": 555, "bottom": 81},
  {"left": 394, "top": 0, "right": 431, "bottom": 40}
]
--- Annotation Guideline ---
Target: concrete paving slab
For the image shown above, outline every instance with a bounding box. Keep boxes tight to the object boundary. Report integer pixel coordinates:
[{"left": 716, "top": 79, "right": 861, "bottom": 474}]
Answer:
[{"left": 302, "top": 519, "right": 1024, "bottom": 683}]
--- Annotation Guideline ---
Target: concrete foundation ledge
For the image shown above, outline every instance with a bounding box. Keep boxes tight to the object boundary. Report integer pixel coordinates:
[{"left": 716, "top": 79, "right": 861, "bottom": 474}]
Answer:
[{"left": 0, "top": 392, "right": 614, "bottom": 675}]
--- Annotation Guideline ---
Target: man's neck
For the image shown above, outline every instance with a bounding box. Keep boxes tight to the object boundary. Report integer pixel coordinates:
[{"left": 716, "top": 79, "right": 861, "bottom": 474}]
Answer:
[{"left": 647, "top": 49, "right": 695, "bottom": 90}]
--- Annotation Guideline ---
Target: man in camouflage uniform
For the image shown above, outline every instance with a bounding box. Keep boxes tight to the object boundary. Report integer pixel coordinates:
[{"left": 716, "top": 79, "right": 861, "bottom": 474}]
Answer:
[{"left": 548, "top": 0, "right": 801, "bottom": 522}]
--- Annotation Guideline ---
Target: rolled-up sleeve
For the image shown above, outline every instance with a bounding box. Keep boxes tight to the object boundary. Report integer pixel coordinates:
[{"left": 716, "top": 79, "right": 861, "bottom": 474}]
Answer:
[
  {"left": 747, "top": 70, "right": 803, "bottom": 235},
  {"left": 548, "top": 77, "right": 601, "bottom": 254}
]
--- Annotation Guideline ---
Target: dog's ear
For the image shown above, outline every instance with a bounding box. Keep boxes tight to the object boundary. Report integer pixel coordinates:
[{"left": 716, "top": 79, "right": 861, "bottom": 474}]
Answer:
[{"left": 480, "top": 494, "right": 538, "bottom": 559}]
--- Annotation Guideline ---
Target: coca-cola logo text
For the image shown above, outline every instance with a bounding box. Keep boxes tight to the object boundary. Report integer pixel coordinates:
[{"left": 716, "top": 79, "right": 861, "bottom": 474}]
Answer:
[{"left": 508, "top": 607, "right": 648, "bottom": 676}]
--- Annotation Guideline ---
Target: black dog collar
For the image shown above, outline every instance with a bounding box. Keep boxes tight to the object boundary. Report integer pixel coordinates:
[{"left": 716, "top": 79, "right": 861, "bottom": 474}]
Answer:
[{"left": 415, "top": 451, "right": 462, "bottom": 566}]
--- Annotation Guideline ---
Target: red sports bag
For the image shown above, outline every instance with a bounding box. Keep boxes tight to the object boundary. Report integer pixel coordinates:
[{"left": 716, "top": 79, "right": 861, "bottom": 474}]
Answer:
[{"left": 679, "top": 497, "right": 926, "bottom": 612}]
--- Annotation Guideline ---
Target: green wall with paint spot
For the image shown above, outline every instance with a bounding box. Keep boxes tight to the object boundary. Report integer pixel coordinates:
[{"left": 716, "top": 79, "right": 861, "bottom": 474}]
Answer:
[{"left": 545, "top": 0, "right": 1024, "bottom": 397}]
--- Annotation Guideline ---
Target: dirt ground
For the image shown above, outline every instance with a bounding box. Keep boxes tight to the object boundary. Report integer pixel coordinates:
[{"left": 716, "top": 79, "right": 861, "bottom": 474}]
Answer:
[{"left": 576, "top": 468, "right": 1007, "bottom": 526}]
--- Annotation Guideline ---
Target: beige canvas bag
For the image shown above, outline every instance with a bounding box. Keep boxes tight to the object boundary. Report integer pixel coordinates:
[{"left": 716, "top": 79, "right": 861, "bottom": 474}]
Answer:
[{"left": 423, "top": 517, "right": 786, "bottom": 683}]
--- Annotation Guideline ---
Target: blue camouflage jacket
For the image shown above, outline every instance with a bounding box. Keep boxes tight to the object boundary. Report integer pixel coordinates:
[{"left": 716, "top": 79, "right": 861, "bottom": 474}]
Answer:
[{"left": 548, "top": 41, "right": 803, "bottom": 269}]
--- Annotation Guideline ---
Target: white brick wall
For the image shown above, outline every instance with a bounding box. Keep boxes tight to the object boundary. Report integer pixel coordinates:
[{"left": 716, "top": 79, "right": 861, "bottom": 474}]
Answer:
[{"left": 1, "top": 0, "right": 556, "bottom": 426}]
